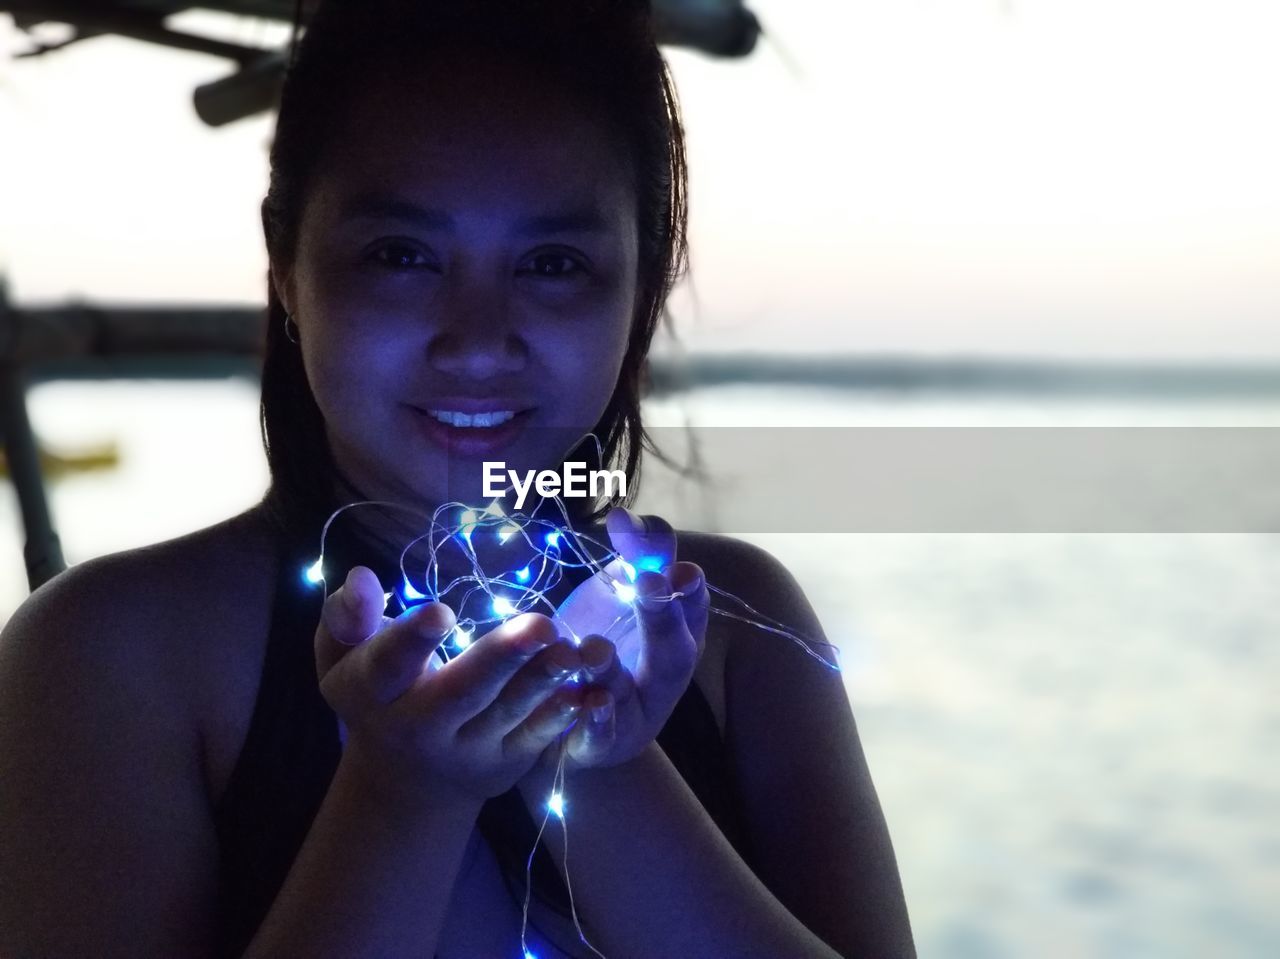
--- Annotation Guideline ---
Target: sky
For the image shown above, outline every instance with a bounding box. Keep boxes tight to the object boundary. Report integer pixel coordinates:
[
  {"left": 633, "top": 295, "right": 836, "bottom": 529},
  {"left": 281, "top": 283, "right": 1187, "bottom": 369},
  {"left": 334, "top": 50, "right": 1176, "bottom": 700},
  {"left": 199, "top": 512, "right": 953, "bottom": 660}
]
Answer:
[{"left": 1, "top": 0, "right": 1278, "bottom": 359}]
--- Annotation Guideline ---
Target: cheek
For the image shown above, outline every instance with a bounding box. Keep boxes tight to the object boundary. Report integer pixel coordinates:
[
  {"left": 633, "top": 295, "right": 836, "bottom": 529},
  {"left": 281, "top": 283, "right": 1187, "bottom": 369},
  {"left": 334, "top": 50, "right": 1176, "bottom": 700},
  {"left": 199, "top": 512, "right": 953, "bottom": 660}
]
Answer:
[
  {"left": 537, "top": 310, "right": 632, "bottom": 411},
  {"left": 295, "top": 265, "right": 406, "bottom": 409}
]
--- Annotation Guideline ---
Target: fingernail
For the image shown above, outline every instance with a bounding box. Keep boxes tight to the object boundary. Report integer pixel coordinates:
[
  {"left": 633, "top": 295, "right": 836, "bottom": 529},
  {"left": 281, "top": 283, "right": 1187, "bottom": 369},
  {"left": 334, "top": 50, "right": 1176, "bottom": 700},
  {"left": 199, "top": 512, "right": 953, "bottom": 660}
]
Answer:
[
  {"left": 583, "top": 641, "right": 612, "bottom": 673},
  {"left": 341, "top": 570, "right": 362, "bottom": 612},
  {"left": 411, "top": 602, "right": 456, "bottom": 637},
  {"left": 545, "top": 648, "right": 576, "bottom": 677},
  {"left": 592, "top": 699, "right": 613, "bottom": 724},
  {"left": 625, "top": 508, "right": 647, "bottom": 534},
  {"left": 675, "top": 567, "right": 704, "bottom": 597},
  {"left": 636, "top": 571, "right": 668, "bottom": 611}
]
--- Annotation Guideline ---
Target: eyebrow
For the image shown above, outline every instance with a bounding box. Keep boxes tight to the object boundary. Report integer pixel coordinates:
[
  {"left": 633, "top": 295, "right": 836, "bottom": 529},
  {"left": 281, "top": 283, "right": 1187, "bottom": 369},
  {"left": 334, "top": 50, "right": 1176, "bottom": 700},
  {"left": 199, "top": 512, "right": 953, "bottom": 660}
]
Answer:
[{"left": 339, "top": 191, "right": 612, "bottom": 235}]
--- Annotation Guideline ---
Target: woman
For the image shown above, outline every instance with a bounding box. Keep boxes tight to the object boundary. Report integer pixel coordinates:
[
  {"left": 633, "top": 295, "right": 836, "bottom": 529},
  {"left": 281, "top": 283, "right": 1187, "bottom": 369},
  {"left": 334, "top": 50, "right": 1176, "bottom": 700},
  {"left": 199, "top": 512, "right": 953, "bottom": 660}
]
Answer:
[{"left": 0, "top": 2, "right": 915, "bottom": 956}]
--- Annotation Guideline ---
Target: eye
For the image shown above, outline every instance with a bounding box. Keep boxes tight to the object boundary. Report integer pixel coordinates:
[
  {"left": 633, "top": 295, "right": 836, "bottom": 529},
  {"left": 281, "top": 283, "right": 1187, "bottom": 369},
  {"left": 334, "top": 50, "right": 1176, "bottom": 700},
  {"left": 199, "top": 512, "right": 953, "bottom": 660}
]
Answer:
[
  {"left": 519, "top": 251, "right": 587, "bottom": 279},
  {"left": 367, "top": 240, "right": 438, "bottom": 272}
]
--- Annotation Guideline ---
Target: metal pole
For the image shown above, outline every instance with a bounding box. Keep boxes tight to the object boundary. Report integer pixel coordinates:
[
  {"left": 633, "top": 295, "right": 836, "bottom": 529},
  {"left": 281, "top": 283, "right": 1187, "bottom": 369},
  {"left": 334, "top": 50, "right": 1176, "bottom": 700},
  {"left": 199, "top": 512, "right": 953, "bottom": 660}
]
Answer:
[
  {"left": 0, "top": 366, "right": 66, "bottom": 592},
  {"left": 0, "top": 372, "right": 65, "bottom": 593}
]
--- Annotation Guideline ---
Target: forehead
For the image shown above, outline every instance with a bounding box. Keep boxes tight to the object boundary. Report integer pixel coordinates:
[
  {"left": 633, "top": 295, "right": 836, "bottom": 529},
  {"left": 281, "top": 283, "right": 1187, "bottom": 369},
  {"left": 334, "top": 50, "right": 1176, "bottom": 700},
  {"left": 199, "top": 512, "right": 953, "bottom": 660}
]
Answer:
[{"left": 307, "top": 56, "right": 636, "bottom": 228}]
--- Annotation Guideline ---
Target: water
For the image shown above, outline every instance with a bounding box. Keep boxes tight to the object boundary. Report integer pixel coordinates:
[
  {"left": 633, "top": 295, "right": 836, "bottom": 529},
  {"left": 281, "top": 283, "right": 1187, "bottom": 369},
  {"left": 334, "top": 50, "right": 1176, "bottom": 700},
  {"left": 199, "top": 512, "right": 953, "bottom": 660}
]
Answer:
[{"left": 3, "top": 379, "right": 1279, "bottom": 957}]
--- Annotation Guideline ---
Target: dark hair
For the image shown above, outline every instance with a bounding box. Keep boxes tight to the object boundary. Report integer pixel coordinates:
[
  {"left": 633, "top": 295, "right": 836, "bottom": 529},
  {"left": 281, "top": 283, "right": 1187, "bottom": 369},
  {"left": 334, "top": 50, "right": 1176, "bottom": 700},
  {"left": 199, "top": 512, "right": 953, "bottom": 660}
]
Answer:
[{"left": 259, "top": 0, "right": 688, "bottom": 532}]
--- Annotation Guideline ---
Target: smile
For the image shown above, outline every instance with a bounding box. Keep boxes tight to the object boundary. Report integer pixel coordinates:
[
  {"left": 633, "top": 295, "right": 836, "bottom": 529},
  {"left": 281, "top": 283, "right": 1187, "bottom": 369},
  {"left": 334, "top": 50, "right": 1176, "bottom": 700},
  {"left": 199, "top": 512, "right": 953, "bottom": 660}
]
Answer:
[{"left": 427, "top": 409, "right": 517, "bottom": 428}]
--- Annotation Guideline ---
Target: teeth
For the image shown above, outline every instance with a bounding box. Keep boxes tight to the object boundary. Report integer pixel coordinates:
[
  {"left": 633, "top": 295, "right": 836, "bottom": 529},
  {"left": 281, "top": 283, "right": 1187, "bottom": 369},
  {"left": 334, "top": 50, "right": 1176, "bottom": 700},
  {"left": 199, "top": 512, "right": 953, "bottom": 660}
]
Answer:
[{"left": 428, "top": 409, "right": 517, "bottom": 428}]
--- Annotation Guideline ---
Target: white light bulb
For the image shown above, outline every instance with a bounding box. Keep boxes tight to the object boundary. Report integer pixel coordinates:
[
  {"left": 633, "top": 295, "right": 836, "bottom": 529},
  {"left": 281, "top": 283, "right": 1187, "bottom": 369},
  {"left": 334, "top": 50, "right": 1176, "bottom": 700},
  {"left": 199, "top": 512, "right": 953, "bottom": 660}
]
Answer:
[{"left": 547, "top": 791, "right": 565, "bottom": 819}]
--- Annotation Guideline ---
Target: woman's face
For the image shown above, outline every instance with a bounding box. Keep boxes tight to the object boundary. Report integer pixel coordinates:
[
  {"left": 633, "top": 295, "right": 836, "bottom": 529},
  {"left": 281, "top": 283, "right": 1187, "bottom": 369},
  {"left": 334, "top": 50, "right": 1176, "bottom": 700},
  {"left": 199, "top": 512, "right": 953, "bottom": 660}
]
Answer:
[{"left": 274, "top": 56, "right": 640, "bottom": 512}]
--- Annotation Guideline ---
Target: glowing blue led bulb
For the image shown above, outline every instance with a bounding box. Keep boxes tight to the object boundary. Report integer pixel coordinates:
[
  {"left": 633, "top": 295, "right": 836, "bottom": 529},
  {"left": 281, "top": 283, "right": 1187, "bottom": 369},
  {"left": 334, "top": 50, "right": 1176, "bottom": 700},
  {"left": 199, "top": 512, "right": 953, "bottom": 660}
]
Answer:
[
  {"left": 547, "top": 791, "right": 565, "bottom": 819},
  {"left": 497, "top": 523, "right": 522, "bottom": 543},
  {"left": 515, "top": 565, "right": 532, "bottom": 583},
  {"left": 303, "top": 559, "right": 324, "bottom": 586},
  {"left": 635, "top": 554, "right": 665, "bottom": 573},
  {"left": 452, "top": 624, "right": 474, "bottom": 650},
  {"left": 492, "top": 594, "right": 519, "bottom": 618},
  {"left": 401, "top": 575, "right": 427, "bottom": 603},
  {"left": 544, "top": 530, "right": 560, "bottom": 548},
  {"left": 523, "top": 950, "right": 539, "bottom": 959},
  {"left": 614, "top": 581, "right": 638, "bottom": 604}
]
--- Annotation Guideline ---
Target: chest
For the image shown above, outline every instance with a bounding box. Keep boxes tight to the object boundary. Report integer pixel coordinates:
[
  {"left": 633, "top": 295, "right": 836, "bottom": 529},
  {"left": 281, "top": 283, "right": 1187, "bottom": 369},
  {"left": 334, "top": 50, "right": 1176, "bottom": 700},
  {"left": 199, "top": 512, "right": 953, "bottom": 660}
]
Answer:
[{"left": 436, "top": 828, "right": 597, "bottom": 959}]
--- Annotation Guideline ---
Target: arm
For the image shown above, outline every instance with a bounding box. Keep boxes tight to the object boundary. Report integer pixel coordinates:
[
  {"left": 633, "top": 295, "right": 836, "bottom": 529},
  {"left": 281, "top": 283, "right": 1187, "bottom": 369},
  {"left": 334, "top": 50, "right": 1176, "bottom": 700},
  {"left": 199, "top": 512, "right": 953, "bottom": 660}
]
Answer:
[
  {"left": 240, "top": 742, "right": 482, "bottom": 958},
  {"left": 517, "top": 741, "right": 845, "bottom": 958},
  {"left": 518, "top": 535, "right": 915, "bottom": 958},
  {"left": 721, "top": 539, "right": 916, "bottom": 958},
  {"left": 0, "top": 560, "right": 222, "bottom": 959}
]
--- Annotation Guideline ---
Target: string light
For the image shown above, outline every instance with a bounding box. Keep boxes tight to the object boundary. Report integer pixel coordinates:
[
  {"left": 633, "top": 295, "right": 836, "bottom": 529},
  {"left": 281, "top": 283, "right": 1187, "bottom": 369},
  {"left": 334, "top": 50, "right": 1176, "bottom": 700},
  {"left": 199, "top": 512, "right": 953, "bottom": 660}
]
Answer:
[
  {"left": 491, "top": 594, "right": 519, "bottom": 618},
  {"left": 303, "top": 558, "right": 324, "bottom": 585},
  {"left": 303, "top": 467, "right": 842, "bottom": 959},
  {"left": 547, "top": 791, "right": 565, "bottom": 819},
  {"left": 458, "top": 508, "right": 480, "bottom": 545},
  {"left": 401, "top": 574, "right": 427, "bottom": 603},
  {"left": 451, "top": 621, "right": 474, "bottom": 650}
]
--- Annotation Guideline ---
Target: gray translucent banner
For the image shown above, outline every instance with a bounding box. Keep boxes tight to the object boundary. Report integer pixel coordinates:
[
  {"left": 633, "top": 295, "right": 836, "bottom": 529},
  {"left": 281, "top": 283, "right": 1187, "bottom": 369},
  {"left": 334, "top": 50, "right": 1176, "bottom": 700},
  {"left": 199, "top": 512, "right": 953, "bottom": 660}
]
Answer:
[{"left": 629, "top": 427, "right": 1280, "bottom": 533}]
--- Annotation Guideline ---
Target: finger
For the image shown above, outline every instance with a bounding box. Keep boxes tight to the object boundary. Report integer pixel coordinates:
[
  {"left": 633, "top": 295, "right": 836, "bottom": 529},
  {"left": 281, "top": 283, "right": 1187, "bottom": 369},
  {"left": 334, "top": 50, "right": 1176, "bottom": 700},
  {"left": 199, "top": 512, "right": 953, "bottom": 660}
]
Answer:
[
  {"left": 502, "top": 689, "right": 583, "bottom": 765},
  {"left": 668, "top": 562, "right": 708, "bottom": 657},
  {"left": 352, "top": 601, "right": 455, "bottom": 706},
  {"left": 605, "top": 507, "right": 676, "bottom": 570},
  {"left": 457, "top": 640, "right": 583, "bottom": 741},
  {"left": 577, "top": 635, "right": 636, "bottom": 708},
  {"left": 426, "top": 612, "right": 559, "bottom": 726},
  {"left": 632, "top": 570, "right": 699, "bottom": 708},
  {"left": 568, "top": 688, "right": 615, "bottom": 767},
  {"left": 316, "top": 566, "right": 387, "bottom": 680}
]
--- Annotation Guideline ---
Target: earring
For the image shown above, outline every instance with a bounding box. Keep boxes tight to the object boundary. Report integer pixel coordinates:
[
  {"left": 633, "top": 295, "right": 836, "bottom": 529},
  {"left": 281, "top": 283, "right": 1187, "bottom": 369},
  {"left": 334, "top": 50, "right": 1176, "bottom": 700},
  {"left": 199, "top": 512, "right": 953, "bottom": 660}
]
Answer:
[{"left": 283, "top": 312, "right": 300, "bottom": 345}]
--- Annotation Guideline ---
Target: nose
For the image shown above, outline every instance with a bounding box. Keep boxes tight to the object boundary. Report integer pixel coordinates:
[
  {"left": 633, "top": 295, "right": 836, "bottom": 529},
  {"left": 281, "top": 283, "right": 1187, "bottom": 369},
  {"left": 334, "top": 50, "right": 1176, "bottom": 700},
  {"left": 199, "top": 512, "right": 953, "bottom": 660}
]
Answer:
[{"left": 425, "top": 276, "right": 528, "bottom": 379}]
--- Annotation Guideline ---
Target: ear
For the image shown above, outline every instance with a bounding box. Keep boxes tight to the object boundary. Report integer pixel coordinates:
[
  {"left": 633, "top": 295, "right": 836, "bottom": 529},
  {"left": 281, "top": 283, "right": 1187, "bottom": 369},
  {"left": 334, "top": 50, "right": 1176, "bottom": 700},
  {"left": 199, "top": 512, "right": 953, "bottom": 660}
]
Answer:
[
  {"left": 261, "top": 197, "right": 296, "bottom": 316},
  {"left": 268, "top": 260, "right": 296, "bottom": 318}
]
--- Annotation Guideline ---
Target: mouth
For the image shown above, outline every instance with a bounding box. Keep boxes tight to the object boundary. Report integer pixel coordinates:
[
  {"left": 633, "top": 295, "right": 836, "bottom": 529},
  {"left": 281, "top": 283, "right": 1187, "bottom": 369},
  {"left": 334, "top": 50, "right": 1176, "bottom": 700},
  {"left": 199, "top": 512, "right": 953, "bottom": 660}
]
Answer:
[
  {"left": 407, "top": 404, "right": 535, "bottom": 458},
  {"left": 424, "top": 408, "right": 520, "bottom": 428}
]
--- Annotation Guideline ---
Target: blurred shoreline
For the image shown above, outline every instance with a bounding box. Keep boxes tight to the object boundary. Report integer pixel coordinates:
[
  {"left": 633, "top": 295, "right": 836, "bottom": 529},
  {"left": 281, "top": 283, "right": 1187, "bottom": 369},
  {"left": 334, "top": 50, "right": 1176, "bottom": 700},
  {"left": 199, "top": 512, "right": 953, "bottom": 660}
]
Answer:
[{"left": 647, "top": 352, "right": 1280, "bottom": 397}]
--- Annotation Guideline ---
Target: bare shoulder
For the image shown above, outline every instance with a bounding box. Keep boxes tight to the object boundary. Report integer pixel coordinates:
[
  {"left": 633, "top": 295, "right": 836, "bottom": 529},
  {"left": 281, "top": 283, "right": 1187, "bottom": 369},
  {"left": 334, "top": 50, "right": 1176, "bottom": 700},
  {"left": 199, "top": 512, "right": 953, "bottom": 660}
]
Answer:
[
  {"left": 667, "top": 530, "right": 828, "bottom": 740},
  {"left": 674, "top": 530, "right": 827, "bottom": 667},
  {"left": 3, "top": 503, "right": 278, "bottom": 683},
  {"left": 0, "top": 503, "right": 282, "bottom": 799},
  {"left": 0, "top": 505, "right": 282, "bottom": 957}
]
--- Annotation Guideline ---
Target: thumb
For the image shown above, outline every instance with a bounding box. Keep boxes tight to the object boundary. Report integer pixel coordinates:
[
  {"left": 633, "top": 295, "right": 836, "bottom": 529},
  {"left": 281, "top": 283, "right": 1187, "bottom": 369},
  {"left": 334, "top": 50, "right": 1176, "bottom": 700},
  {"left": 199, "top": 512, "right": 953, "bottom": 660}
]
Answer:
[
  {"left": 605, "top": 507, "right": 676, "bottom": 572},
  {"left": 315, "top": 566, "right": 386, "bottom": 680}
]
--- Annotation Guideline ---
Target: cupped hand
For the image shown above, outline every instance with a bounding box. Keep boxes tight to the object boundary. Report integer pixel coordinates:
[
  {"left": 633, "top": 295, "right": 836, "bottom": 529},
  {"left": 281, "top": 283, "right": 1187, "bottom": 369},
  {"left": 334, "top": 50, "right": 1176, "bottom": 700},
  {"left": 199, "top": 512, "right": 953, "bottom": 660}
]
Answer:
[
  {"left": 315, "top": 566, "right": 586, "bottom": 805},
  {"left": 547, "top": 508, "right": 709, "bottom": 772}
]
